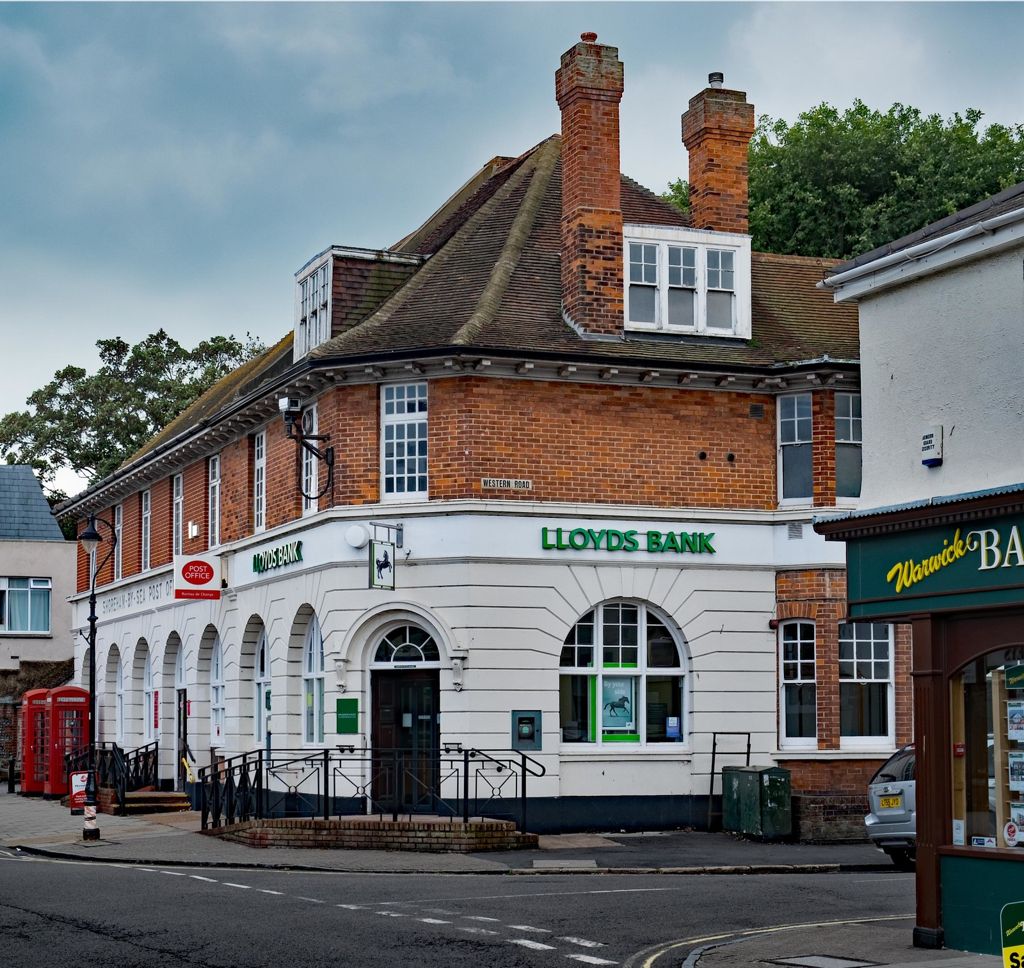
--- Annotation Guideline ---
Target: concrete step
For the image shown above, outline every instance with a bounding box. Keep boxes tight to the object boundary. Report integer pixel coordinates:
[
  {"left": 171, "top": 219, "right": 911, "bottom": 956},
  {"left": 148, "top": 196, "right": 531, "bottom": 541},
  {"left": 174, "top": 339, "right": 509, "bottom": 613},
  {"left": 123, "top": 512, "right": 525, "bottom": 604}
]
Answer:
[{"left": 97, "top": 789, "right": 193, "bottom": 815}]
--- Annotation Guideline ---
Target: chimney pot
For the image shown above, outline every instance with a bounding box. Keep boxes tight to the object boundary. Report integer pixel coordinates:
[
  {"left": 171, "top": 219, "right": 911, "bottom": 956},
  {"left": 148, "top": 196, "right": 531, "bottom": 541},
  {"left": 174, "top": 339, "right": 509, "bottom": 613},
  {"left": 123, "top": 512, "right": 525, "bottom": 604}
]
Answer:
[
  {"left": 708, "top": 71, "right": 724, "bottom": 89},
  {"left": 581, "top": 31, "right": 598, "bottom": 43}
]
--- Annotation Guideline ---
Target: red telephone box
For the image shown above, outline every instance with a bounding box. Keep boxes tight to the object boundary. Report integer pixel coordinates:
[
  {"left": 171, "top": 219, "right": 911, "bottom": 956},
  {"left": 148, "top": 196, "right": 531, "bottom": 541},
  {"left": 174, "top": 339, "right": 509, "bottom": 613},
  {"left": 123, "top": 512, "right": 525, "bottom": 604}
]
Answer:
[
  {"left": 43, "top": 686, "right": 89, "bottom": 799},
  {"left": 20, "top": 689, "right": 49, "bottom": 795}
]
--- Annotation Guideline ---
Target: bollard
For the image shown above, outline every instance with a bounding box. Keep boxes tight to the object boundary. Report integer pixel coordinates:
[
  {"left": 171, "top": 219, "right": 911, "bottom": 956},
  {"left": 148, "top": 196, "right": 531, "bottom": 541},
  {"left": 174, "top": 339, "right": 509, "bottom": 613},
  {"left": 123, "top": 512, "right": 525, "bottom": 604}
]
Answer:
[
  {"left": 6, "top": 757, "right": 14, "bottom": 794},
  {"left": 83, "top": 770, "right": 100, "bottom": 841}
]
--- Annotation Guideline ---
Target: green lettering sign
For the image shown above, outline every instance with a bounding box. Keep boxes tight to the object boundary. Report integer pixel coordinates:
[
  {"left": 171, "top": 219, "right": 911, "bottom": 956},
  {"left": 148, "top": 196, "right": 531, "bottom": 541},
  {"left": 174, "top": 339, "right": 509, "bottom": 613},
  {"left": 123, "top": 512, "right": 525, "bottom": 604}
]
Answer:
[
  {"left": 540, "top": 527, "right": 716, "bottom": 556},
  {"left": 336, "top": 698, "right": 358, "bottom": 735},
  {"left": 252, "top": 540, "right": 304, "bottom": 575}
]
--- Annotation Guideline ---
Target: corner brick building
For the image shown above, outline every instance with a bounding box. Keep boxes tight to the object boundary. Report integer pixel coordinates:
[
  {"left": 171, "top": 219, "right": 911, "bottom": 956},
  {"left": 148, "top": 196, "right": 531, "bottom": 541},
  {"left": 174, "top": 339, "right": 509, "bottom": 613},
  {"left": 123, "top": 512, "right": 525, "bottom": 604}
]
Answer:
[{"left": 59, "top": 35, "right": 910, "bottom": 837}]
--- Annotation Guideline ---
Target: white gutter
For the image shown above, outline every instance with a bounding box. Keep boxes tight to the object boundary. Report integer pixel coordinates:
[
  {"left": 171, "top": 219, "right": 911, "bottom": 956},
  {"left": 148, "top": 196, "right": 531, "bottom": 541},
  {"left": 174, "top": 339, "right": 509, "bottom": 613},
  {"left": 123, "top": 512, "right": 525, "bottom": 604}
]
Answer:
[{"left": 819, "top": 206, "right": 1024, "bottom": 299}]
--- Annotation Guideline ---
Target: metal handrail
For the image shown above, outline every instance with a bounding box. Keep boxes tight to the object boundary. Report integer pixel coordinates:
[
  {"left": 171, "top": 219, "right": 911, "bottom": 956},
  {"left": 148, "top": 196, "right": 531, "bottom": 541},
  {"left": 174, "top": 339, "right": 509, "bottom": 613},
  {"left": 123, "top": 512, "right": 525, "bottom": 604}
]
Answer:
[
  {"left": 64, "top": 741, "right": 160, "bottom": 816},
  {"left": 198, "top": 746, "right": 547, "bottom": 833}
]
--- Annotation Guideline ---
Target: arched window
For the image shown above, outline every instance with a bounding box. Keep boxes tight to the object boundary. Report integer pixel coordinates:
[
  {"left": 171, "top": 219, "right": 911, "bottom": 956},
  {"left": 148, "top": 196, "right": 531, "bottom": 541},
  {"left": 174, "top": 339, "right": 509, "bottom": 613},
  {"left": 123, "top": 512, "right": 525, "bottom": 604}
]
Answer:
[
  {"left": 210, "top": 636, "right": 225, "bottom": 747},
  {"left": 303, "top": 618, "right": 324, "bottom": 744},
  {"left": 780, "top": 621, "right": 816, "bottom": 747},
  {"left": 373, "top": 625, "right": 440, "bottom": 664},
  {"left": 559, "top": 602, "right": 685, "bottom": 746},
  {"left": 255, "top": 630, "right": 271, "bottom": 749},
  {"left": 175, "top": 647, "right": 185, "bottom": 691},
  {"left": 142, "top": 652, "right": 154, "bottom": 742}
]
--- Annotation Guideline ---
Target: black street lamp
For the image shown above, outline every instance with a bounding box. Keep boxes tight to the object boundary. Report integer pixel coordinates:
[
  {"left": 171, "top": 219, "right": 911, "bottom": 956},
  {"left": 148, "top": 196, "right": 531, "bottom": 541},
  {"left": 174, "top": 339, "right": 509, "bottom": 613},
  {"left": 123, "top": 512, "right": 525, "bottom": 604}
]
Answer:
[{"left": 78, "top": 513, "right": 117, "bottom": 841}]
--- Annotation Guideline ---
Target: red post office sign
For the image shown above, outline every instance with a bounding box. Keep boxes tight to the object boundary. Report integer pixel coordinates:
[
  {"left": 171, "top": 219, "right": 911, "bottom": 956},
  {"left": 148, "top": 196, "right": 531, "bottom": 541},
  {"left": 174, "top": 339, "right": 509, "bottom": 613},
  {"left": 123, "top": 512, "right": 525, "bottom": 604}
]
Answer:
[{"left": 173, "top": 554, "right": 221, "bottom": 600}]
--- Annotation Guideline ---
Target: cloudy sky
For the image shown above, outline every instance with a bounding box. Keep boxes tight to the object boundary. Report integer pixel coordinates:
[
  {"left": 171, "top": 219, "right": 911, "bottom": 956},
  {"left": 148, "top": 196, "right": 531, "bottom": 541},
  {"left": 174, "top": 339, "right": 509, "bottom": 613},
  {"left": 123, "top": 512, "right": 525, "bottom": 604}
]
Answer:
[{"left": 2, "top": 1, "right": 1022, "bottom": 442}]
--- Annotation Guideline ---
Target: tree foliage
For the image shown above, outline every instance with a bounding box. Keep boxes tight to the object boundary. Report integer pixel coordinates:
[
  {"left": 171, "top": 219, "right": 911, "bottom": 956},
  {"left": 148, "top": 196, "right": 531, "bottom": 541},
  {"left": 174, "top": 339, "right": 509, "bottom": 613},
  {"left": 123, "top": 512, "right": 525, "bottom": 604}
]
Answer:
[
  {"left": 660, "top": 177, "right": 690, "bottom": 215},
  {"left": 0, "top": 330, "right": 266, "bottom": 491},
  {"left": 664, "top": 101, "right": 1024, "bottom": 260}
]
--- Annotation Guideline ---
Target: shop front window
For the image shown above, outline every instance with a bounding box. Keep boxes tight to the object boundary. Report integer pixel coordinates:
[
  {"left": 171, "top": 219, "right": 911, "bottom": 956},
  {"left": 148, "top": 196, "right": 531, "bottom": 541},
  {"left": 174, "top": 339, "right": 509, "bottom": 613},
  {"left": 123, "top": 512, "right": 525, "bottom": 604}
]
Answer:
[
  {"left": 559, "top": 602, "right": 686, "bottom": 746},
  {"left": 951, "top": 650, "right": 1024, "bottom": 848}
]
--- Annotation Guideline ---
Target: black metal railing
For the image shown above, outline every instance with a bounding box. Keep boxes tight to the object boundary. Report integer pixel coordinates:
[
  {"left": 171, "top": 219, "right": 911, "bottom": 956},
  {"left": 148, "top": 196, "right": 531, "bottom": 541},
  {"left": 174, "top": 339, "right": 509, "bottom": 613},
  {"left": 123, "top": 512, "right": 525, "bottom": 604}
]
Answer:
[
  {"left": 198, "top": 746, "right": 546, "bottom": 833},
  {"left": 65, "top": 741, "right": 159, "bottom": 816}
]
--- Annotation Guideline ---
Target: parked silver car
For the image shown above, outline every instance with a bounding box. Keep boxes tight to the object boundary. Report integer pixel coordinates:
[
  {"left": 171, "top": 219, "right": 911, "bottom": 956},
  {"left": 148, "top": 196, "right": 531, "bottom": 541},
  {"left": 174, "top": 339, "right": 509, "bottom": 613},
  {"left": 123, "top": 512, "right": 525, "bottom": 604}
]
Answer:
[{"left": 865, "top": 745, "right": 916, "bottom": 869}]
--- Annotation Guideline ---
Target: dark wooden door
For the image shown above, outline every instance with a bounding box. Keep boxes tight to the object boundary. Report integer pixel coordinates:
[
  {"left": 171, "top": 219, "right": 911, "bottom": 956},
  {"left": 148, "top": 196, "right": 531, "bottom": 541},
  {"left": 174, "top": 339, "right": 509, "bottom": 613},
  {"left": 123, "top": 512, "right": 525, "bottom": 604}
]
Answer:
[
  {"left": 176, "top": 689, "right": 188, "bottom": 790},
  {"left": 371, "top": 670, "right": 440, "bottom": 812}
]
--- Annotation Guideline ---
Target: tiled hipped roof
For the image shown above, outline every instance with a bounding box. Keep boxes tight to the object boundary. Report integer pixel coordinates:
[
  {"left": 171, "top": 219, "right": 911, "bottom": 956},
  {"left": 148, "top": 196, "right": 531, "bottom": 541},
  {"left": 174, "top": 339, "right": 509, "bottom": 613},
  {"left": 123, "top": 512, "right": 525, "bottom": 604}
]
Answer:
[
  {"left": 0, "top": 466, "right": 64, "bottom": 541},
  {"left": 99, "top": 135, "right": 857, "bottom": 494}
]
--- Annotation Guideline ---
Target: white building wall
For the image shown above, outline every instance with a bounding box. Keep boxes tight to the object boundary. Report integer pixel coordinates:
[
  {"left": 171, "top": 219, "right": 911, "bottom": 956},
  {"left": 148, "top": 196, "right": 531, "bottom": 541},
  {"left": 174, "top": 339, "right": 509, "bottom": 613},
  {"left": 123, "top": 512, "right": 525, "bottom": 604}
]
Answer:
[{"left": 857, "top": 245, "right": 1024, "bottom": 507}]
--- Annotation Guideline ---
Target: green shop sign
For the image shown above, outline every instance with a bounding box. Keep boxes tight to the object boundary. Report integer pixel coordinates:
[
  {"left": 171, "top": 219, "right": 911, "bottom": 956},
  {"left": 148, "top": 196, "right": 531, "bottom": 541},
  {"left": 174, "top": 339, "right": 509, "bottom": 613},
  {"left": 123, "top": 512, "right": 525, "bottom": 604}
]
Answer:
[
  {"left": 846, "top": 513, "right": 1024, "bottom": 619},
  {"left": 252, "top": 540, "right": 303, "bottom": 575},
  {"left": 541, "top": 526, "right": 715, "bottom": 555}
]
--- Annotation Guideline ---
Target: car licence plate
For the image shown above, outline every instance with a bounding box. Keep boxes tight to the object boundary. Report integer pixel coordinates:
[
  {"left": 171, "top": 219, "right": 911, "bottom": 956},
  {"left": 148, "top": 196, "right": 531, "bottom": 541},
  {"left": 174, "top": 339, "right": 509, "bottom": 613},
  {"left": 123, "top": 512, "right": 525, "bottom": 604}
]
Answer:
[{"left": 880, "top": 795, "right": 902, "bottom": 809}]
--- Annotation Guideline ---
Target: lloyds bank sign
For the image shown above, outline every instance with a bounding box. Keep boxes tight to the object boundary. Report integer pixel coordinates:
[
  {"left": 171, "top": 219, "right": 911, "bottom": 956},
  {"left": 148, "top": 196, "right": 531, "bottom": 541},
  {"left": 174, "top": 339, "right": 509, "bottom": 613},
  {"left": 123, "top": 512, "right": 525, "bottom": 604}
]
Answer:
[{"left": 541, "top": 526, "right": 716, "bottom": 555}]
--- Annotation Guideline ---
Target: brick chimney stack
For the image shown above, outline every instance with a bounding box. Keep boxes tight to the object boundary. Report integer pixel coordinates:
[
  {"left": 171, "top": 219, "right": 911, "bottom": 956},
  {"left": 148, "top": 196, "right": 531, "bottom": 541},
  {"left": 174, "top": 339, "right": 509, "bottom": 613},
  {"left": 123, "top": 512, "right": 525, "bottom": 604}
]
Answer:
[
  {"left": 556, "top": 33, "right": 625, "bottom": 336},
  {"left": 681, "top": 74, "right": 755, "bottom": 234}
]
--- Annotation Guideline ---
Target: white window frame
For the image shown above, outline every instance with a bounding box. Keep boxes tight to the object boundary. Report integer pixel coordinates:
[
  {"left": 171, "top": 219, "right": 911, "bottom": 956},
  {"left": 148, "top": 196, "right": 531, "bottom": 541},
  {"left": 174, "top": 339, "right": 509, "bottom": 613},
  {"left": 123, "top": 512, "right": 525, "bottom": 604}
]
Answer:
[
  {"left": 142, "top": 652, "right": 156, "bottom": 743},
  {"left": 838, "top": 622, "right": 895, "bottom": 750},
  {"left": 778, "top": 392, "right": 814, "bottom": 505},
  {"left": 301, "top": 405, "right": 318, "bottom": 517},
  {"left": 835, "top": 391, "right": 863, "bottom": 501},
  {"left": 303, "top": 617, "right": 325, "bottom": 745},
  {"left": 113, "top": 504, "right": 123, "bottom": 581},
  {"left": 172, "top": 473, "right": 183, "bottom": 557},
  {"left": 115, "top": 658, "right": 125, "bottom": 744},
  {"left": 253, "top": 430, "right": 267, "bottom": 533},
  {"left": 0, "top": 577, "right": 52, "bottom": 634},
  {"left": 294, "top": 259, "right": 332, "bottom": 359},
  {"left": 210, "top": 636, "right": 225, "bottom": 747},
  {"left": 623, "top": 225, "right": 751, "bottom": 339},
  {"left": 254, "top": 629, "right": 271, "bottom": 749},
  {"left": 208, "top": 455, "right": 221, "bottom": 548},
  {"left": 779, "top": 620, "right": 817, "bottom": 749},
  {"left": 558, "top": 601, "right": 688, "bottom": 750},
  {"left": 381, "top": 383, "right": 428, "bottom": 502},
  {"left": 140, "top": 489, "right": 151, "bottom": 572}
]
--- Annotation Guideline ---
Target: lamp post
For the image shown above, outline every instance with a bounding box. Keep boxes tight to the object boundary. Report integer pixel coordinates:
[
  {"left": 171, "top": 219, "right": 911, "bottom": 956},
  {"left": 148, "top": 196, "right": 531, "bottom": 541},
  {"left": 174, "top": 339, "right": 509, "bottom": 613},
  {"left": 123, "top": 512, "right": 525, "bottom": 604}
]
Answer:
[{"left": 78, "top": 513, "right": 116, "bottom": 841}]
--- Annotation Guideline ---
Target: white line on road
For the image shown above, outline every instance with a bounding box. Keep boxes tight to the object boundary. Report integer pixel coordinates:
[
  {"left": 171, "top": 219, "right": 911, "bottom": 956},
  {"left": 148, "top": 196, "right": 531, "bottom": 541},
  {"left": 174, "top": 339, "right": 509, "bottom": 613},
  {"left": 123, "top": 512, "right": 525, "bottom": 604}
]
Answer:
[
  {"left": 337, "top": 904, "right": 365, "bottom": 910},
  {"left": 223, "top": 883, "right": 252, "bottom": 889},
  {"left": 566, "top": 955, "right": 618, "bottom": 965},
  {"left": 509, "top": 939, "right": 557, "bottom": 951},
  {"left": 297, "top": 897, "right": 324, "bottom": 903},
  {"left": 160, "top": 870, "right": 186, "bottom": 876},
  {"left": 260, "top": 890, "right": 284, "bottom": 895},
  {"left": 418, "top": 918, "right": 451, "bottom": 925},
  {"left": 561, "top": 937, "right": 607, "bottom": 948},
  {"left": 375, "top": 911, "right": 407, "bottom": 917},
  {"left": 465, "top": 915, "right": 501, "bottom": 922},
  {"left": 508, "top": 924, "right": 552, "bottom": 933},
  {"left": 457, "top": 926, "right": 500, "bottom": 936},
  {"left": 189, "top": 875, "right": 218, "bottom": 883}
]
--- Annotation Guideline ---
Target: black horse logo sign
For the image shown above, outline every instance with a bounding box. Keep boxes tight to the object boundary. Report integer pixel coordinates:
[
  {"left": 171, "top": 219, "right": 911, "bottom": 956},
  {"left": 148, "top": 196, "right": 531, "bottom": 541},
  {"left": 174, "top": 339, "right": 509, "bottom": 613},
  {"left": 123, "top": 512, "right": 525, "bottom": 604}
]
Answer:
[
  {"left": 604, "top": 695, "right": 631, "bottom": 718},
  {"left": 376, "top": 548, "right": 392, "bottom": 581}
]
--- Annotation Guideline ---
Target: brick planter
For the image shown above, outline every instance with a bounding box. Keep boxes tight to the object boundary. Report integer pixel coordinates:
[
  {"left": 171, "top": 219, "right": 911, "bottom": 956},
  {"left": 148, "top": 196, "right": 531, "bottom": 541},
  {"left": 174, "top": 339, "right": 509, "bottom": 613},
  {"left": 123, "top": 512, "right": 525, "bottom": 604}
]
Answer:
[{"left": 203, "top": 817, "right": 538, "bottom": 853}]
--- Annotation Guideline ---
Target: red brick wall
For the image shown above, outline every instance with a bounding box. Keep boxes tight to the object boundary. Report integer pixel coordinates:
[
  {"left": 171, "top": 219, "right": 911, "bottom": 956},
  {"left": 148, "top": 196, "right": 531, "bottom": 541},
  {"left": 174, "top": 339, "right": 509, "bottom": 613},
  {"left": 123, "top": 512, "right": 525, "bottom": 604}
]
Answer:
[
  {"left": 121, "top": 495, "right": 141, "bottom": 579},
  {"left": 430, "top": 377, "right": 779, "bottom": 509},
  {"left": 151, "top": 478, "right": 171, "bottom": 568},
  {"left": 812, "top": 390, "right": 837, "bottom": 506},
  {"left": 265, "top": 416, "right": 302, "bottom": 529},
  {"left": 182, "top": 460, "right": 209, "bottom": 554},
  {"left": 681, "top": 86, "right": 756, "bottom": 234},
  {"left": 219, "top": 436, "right": 251, "bottom": 545},
  {"left": 317, "top": 385, "right": 378, "bottom": 508},
  {"left": 556, "top": 36, "right": 625, "bottom": 337}
]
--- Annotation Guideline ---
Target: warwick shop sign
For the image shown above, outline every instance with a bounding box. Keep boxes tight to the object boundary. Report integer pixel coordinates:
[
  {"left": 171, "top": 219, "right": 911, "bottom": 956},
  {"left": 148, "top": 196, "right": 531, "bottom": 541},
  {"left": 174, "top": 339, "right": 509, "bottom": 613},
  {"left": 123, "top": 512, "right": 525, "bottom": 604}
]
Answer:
[
  {"left": 846, "top": 513, "right": 1024, "bottom": 619},
  {"left": 541, "top": 526, "right": 716, "bottom": 555},
  {"left": 252, "top": 540, "right": 303, "bottom": 575}
]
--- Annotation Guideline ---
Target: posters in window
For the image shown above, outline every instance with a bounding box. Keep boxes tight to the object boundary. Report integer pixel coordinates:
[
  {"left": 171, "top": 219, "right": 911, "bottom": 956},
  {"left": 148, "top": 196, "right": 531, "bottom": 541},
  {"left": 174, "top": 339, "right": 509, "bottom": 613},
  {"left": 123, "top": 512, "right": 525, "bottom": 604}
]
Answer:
[
  {"left": 1009, "top": 701, "right": 1024, "bottom": 741},
  {"left": 1011, "top": 802, "right": 1024, "bottom": 829},
  {"left": 602, "top": 676, "right": 635, "bottom": 731},
  {"left": 1010, "top": 752, "right": 1024, "bottom": 793}
]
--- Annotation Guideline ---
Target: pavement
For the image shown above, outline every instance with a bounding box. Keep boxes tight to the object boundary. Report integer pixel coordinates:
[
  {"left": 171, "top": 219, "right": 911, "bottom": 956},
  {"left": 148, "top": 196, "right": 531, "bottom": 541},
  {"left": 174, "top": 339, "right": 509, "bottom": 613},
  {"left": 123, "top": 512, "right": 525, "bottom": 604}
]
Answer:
[{"left": 0, "top": 786, "right": 1001, "bottom": 967}]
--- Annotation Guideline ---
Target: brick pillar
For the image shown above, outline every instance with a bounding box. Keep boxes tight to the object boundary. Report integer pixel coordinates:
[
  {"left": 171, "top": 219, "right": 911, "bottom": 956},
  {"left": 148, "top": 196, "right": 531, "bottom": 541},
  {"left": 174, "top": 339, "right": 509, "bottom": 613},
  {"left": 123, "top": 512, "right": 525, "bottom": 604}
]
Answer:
[
  {"left": 681, "top": 75, "right": 755, "bottom": 234},
  {"left": 812, "top": 389, "right": 836, "bottom": 506},
  {"left": 555, "top": 32, "right": 624, "bottom": 336}
]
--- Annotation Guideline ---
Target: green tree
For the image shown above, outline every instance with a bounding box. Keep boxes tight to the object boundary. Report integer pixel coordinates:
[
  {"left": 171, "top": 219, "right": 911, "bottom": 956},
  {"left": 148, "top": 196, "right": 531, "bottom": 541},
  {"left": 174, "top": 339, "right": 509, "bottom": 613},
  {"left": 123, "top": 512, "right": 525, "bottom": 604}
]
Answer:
[
  {"left": 660, "top": 177, "right": 690, "bottom": 215},
  {"left": 0, "top": 330, "right": 266, "bottom": 490},
  {"left": 664, "top": 101, "right": 1024, "bottom": 259}
]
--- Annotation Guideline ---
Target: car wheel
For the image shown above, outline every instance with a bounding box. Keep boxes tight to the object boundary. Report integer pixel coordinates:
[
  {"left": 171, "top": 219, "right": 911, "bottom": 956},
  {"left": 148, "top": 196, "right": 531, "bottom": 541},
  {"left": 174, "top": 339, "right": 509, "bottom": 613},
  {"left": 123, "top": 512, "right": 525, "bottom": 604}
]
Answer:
[{"left": 885, "top": 848, "right": 915, "bottom": 871}]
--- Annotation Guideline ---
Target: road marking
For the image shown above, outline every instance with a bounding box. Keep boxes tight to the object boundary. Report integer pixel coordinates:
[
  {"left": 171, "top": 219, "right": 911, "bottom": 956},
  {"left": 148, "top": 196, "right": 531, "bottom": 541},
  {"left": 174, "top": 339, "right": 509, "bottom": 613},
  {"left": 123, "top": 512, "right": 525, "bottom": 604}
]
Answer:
[
  {"left": 561, "top": 937, "right": 607, "bottom": 948},
  {"left": 457, "top": 926, "right": 500, "bottom": 936},
  {"left": 376, "top": 911, "right": 407, "bottom": 917},
  {"left": 424, "top": 908, "right": 460, "bottom": 915},
  {"left": 566, "top": 956, "right": 618, "bottom": 965},
  {"left": 189, "top": 875, "right": 218, "bottom": 883},
  {"left": 465, "top": 915, "right": 501, "bottom": 922},
  {"left": 337, "top": 904, "right": 364, "bottom": 910},
  {"left": 508, "top": 924, "right": 552, "bottom": 933},
  {"left": 260, "top": 889, "right": 284, "bottom": 895},
  {"left": 626, "top": 913, "right": 914, "bottom": 968},
  {"left": 297, "top": 897, "right": 324, "bottom": 904},
  {"left": 223, "top": 883, "right": 252, "bottom": 890},
  {"left": 509, "top": 938, "right": 557, "bottom": 951},
  {"left": 418, "top": 918, "right": 451, "bottom": 925},
  {"left": 160, "top": 870, "right": 186, "bottom": 876}
]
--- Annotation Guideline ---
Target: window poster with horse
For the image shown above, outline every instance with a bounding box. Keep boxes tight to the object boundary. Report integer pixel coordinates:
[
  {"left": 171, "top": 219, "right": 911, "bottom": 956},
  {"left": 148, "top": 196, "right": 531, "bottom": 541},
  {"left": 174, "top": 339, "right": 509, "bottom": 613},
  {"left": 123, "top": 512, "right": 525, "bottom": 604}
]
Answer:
[
  {"left": 369, "top": 539, "right": 396, "bottom": 590},
  {"left": 602, "top": 676, "right": 636, "bottom": 732}
]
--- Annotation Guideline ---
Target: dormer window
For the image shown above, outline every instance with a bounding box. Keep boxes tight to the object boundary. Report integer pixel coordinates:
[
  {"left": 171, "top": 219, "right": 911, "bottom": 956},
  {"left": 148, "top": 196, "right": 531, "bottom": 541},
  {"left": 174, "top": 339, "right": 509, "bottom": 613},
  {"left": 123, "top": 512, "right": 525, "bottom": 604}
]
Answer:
[
  {"left": 624, "top": 226, "right": 751, "bottom": 339},
  {"left": 295, "top": 260, "right": 331, "bottom": 358}
]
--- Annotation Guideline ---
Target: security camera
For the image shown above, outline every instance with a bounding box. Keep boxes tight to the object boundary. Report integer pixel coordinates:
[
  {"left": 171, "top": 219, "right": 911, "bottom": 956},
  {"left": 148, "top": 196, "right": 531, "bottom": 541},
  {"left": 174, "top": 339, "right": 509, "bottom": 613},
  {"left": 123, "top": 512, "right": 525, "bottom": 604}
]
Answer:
[{"left": 278, "top": 396, "right": 302, "bottom": 417}]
